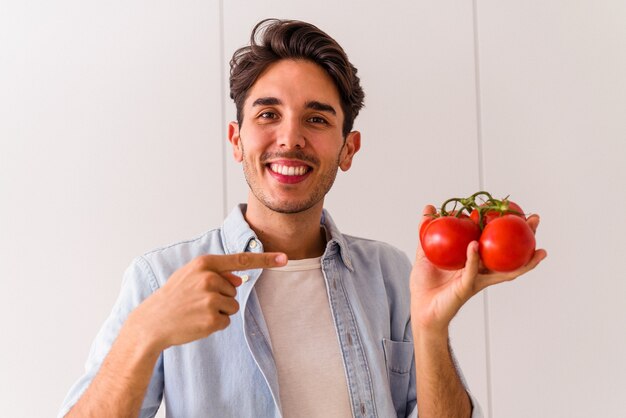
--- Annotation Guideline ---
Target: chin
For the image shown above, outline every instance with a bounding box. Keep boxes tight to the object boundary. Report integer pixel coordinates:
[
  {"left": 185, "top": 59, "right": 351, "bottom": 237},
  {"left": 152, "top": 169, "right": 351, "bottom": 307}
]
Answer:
[
  {"left": 260, "top": 195, "right": 323, "bottom": 215},
  {"left": 265, "top": 202, "right": 315, "bottom": 214}
]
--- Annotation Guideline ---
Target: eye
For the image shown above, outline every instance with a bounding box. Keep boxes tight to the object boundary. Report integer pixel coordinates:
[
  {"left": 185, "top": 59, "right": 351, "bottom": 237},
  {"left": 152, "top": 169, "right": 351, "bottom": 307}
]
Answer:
[
  {"left": 259, "top": 111, "right": 278, "bottom": 120},
  {"left": 308, "top": 116, "right": 328, "bottom": 124},
  {"left": 257, "top": 110, "right": 278, "bottom": 121}
]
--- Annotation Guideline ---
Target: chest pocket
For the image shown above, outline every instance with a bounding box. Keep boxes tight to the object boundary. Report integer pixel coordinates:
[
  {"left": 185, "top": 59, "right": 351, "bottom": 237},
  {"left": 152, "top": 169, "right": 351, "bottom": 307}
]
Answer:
[{"left": 382, "top": 338, "right": 414, "bottom": 417}]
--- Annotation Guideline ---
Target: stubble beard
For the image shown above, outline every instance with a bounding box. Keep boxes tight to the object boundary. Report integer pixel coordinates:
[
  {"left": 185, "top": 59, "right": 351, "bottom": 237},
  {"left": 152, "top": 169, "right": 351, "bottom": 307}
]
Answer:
[{"left": 240, "top": 141, "right": 343, "bottom": 215}]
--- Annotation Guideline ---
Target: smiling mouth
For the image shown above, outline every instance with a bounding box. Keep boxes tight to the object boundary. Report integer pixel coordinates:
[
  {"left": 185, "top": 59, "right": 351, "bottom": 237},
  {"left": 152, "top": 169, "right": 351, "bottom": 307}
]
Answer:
[
  {"left": 265, "top": 161, "right": 313, "bottom": 184},
  {"left": 268, "top": 163, "right": 310, "bottom": 176}
]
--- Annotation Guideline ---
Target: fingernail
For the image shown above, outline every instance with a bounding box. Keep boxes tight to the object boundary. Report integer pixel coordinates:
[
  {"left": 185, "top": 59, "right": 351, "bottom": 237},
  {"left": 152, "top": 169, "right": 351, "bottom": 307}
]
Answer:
[{"left": 275, "top": 254, "right": 287, "bottom": 264}]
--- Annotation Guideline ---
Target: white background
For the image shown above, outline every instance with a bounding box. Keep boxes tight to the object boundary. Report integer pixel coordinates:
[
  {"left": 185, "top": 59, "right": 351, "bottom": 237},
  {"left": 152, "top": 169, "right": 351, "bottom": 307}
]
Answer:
[{"left": 1, "top": 1, "right": 625, "bottom": 417}]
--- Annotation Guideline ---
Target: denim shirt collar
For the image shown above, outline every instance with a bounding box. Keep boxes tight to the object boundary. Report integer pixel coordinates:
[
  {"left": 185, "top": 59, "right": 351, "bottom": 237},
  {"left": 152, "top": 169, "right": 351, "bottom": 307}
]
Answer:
[
  {"left": 320, "top": 209, "right": 354, "bottom": 272},
  {"left": 220, "top": 204, "right": 259, "bottom": 255},
  {"left": 221, "top": 204, "right": 354, "bottom": 272}
]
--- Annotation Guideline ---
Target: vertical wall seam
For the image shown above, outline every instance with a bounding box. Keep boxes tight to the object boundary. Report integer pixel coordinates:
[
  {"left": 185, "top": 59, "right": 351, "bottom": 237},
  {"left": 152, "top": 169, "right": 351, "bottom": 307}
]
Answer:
[
  {"left": 218, "top": 0, "right": 228, "bottom": 219},
  {"left": 472, "top": 1, "right": 494, "bottom": 417},
  {"left": 472, "top": 4, "right": 485, "bottom": 185}
]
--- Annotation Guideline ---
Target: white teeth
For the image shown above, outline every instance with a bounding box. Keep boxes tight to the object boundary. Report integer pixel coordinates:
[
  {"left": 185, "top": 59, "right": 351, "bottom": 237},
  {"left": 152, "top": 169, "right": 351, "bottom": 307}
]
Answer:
[{"left": 270, "top": 163, "right": 308, "bottom": 176}]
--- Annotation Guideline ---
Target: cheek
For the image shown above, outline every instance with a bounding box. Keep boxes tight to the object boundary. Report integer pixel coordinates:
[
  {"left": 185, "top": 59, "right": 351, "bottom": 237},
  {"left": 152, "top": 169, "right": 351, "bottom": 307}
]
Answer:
[{"left": 242, "top": 125, "right": 275, "bottom": 150}]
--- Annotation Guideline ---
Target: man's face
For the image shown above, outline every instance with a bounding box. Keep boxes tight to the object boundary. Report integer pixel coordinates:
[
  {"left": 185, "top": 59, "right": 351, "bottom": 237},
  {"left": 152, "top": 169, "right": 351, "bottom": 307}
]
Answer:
[{"left": 228, "top": 59, "right": 360, "bottom": 214}]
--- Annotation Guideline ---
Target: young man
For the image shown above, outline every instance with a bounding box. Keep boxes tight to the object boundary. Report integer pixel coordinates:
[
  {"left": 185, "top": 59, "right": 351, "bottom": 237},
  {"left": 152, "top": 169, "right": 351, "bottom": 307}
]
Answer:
[{"left": 59, "top": 19, "right": 546, "bottom": 418}]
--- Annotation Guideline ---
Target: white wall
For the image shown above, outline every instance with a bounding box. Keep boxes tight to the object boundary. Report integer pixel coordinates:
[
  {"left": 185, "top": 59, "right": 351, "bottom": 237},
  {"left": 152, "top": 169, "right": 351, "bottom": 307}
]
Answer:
[
  {"left": 0, "top": 2, "right": 224, "bottom": 417},
  {"left": 477, "top": 2, "right": 626, "bottom": 416},
  {"left": 1, "top": 2, "right": 625, "bottom": 417}
]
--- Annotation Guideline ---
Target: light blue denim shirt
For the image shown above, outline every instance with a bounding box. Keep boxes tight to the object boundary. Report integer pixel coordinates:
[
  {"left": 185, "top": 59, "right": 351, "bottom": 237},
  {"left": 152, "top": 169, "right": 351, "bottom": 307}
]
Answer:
[{"left": 59, "top": 205, "right": 482, "bottom": 418}]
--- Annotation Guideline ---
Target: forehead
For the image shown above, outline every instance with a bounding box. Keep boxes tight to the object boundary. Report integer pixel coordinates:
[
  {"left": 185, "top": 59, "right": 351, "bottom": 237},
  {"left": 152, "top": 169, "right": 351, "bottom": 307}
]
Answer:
[{"left": 245, "top": 59, "right": 342, "bottom": 111}]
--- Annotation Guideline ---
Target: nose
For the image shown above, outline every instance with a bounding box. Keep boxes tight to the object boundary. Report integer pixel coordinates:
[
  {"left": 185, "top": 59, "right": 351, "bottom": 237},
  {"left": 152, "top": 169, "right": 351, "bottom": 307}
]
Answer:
[{"left": 276, "top": 117, "right": 305, "bottom": 149}]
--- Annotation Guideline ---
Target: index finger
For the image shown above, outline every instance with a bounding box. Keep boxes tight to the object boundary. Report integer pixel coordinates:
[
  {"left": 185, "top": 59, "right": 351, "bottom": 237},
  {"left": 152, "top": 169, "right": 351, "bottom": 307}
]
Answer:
[
  {"left": 198, "top": 252, "right": 288, "bottom": 272},
  {"left": 422, "top": 204, "right": 437, "bottom": 217},
  {"left": 420, "top": 205, "right": 437, "bottom": 226},
  {"left": 417, "top": 205, "right": 438, "bottom": 251}
]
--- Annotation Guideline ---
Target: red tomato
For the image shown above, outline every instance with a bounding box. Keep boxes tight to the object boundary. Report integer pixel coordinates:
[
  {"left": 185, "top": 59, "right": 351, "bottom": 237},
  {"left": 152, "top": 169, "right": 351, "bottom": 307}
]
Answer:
[
  {"left": 420, "top": 211, "right": 469, "bottom": 242},
  {"left": 420, "top": 216, "right": 481, "bottom": 270},
  {"left": 479, "top": 215, "right": 535, "bottom": 272},
  {"left": 470, "top": 200, "right": 525, "bottom": 227},
  {"left": 419, "top": 216, "right": 436, "bottom": 243}
]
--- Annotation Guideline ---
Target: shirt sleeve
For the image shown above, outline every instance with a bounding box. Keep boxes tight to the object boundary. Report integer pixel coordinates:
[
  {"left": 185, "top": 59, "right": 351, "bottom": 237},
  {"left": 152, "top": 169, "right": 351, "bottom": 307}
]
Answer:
[{"left": 57, "top": 256, "right": 165, "bottom": 418}]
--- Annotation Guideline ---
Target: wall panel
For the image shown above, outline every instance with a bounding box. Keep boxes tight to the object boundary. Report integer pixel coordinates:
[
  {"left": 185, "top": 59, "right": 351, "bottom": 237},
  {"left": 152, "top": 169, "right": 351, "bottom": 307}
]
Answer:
[
  {"left": 477, "top": 1, "right": 626, "bottom": 416},
  {"left": 0, "top": 2, "right": 223, "bottom": 416}
]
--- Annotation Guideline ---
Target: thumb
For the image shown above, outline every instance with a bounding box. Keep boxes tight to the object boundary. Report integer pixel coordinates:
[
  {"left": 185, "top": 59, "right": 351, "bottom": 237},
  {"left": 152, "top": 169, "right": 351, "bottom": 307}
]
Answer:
[
  {"left": 222, "top": 272, "right": 244, "bottom": 288},
  {"left": 460, "top": 241, "right": 480, "bottom": 295}
]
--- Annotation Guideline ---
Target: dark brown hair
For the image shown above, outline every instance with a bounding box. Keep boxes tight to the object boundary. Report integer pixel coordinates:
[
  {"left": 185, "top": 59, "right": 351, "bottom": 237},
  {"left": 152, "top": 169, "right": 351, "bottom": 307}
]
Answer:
[{"left": 229, "top": 18, "right": 365, "bottom": 137}]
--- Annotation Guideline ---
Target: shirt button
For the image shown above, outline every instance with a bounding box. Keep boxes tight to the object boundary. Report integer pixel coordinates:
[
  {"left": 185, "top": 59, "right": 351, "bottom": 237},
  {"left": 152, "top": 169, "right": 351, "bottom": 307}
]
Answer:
[
  {"left": 249, "top": 239, "right": 258, "bottom": 249},
  {"left": 241, "top": 274, "right": 250, "bottom": 283}
]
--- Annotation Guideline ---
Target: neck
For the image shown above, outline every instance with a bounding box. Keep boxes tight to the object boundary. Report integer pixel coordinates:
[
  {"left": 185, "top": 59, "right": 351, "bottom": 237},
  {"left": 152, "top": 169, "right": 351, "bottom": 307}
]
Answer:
[{"left": 244, "top": 194, "right": 327, "bottom": 260}]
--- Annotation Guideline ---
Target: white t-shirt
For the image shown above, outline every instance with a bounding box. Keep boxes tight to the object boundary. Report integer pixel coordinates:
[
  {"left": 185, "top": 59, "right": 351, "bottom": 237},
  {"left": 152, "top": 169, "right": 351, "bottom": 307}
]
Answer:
[{"left": 255, "top": 257, "right": 352, "bottom": 418}]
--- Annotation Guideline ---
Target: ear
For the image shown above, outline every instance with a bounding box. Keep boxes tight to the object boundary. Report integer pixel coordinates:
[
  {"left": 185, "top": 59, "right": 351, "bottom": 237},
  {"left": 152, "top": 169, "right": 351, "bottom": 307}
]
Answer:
[
  {"left": 339, "top": 131, "right": 361, "bottom": 171},
  {"left": 228, "top": 121, "right": 243, "bottom": 162}
]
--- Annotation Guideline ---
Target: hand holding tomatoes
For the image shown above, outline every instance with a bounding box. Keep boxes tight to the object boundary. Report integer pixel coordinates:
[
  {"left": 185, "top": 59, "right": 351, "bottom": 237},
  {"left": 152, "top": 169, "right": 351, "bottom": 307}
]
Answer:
[{"left": 411, "top": 197, "right": 547, "bottom": 334}]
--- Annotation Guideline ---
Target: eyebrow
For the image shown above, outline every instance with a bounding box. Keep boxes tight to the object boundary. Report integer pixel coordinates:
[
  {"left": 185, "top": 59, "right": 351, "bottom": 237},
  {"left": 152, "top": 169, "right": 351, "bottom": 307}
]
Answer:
[
  {"left": 252, "top": 97, "right": 281, "bottom": 107},
  {"left": 305, "top": 100, "right": 336, "bottom": 116},
  {"left": 251, "top": 97, "right": 337, "bottom": 116}
]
